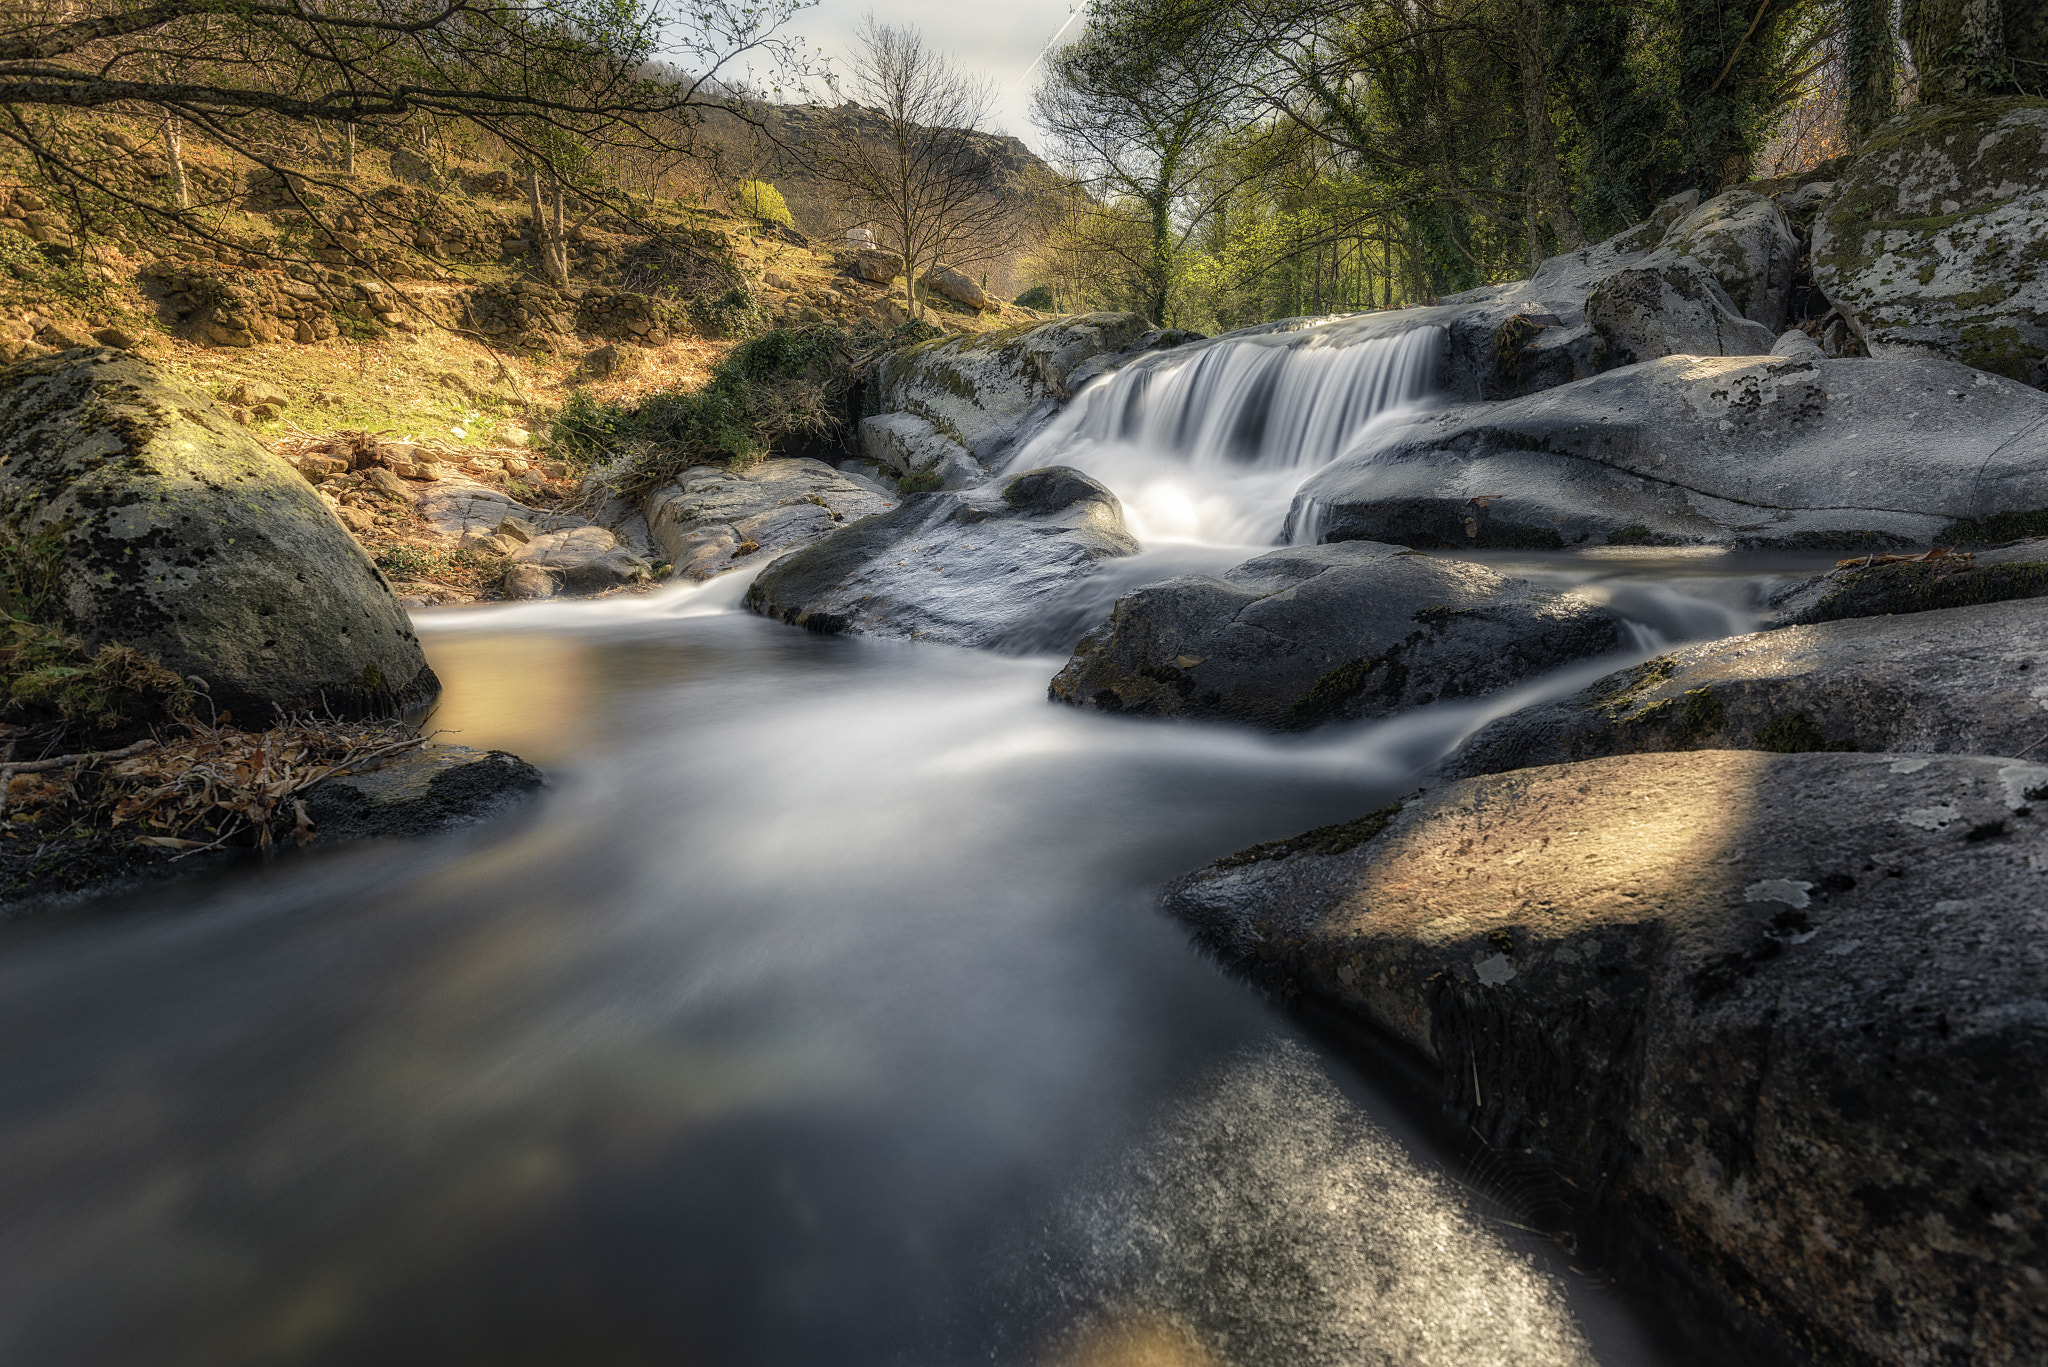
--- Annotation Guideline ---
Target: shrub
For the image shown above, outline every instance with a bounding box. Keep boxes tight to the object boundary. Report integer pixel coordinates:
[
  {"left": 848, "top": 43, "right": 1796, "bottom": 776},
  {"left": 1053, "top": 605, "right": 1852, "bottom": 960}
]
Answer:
[
  {"left": 1013, "top": 285, "right": 1056, "bottom": 311},
  {"left": 736, "top": 180, "right": 794, "bottom": 230},
  {"left": 688, "top": 285, "right": 765, "bottom": 339}
]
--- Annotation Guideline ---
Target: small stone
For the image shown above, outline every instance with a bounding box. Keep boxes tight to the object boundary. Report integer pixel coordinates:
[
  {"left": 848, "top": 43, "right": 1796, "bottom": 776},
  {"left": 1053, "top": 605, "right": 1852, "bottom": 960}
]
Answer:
[
  {"left": 335, "top": 505, "right": 377, "bottom": 533},
  {"left": 362, "top": 467, "right": 416, "bottom": 503},
  {"left": 39, "top": 321, "right": 96, "bottom": 349},
  {"left": 502, "top": 564, "right": 556, "bottom": 598}
]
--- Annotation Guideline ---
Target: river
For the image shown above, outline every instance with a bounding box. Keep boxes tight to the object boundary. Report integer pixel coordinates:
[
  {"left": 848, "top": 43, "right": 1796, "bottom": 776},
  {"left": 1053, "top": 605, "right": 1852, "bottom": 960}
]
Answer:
[{"left": 0, "top": 320, "right": 1837, "bottom": 1366}]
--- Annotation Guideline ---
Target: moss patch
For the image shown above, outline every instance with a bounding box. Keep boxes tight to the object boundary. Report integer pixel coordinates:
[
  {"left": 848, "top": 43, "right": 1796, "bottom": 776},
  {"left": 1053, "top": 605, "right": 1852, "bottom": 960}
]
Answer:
[
  {"left": 1213, "top": 803, "right": 1404, "bottom": 869},
  {"left": 1800, "top": 559, "right": 2048, "bottom": 622},
  {"left": 1937, "top": 510, "right": 2048, "bottom": 548},
  {"left": 1291, "top": 653, "right": 1405, "bottom": 725}
]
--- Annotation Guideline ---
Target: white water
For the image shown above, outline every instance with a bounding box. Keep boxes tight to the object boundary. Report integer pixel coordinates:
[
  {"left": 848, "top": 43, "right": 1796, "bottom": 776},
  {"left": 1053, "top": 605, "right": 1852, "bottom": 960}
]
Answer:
[{"left": 1006, "top": 319, "right": 1442, "bottom": 548}]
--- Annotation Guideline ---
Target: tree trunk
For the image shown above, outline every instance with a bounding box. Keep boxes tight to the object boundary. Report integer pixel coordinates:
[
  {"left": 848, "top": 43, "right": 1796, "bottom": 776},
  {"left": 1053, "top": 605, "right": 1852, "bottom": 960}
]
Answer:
[
  {"left": 158, "top": 108, "right": 187, "bottom": 210},
  {"left": 1845, "top": 0, "right": 1897, "bottom": 140},
  {"left": 344, "top": 122, "right": 356, "bottom": 177},
  {"left": 549, "top": 180, "right": 570, "bottom": 287},
  {"left": 1514, "top": 0, "right": 1586, "bottom": 257}
]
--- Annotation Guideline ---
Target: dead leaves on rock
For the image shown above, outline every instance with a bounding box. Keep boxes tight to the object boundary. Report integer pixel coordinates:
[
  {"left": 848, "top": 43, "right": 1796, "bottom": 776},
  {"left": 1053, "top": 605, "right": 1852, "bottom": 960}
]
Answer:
[
  {"left": 5, "top": 719, "right": 426, "bottom": 858},
  {"left": 1836, "top": 546, "right": 1974, "bottom": 569}
]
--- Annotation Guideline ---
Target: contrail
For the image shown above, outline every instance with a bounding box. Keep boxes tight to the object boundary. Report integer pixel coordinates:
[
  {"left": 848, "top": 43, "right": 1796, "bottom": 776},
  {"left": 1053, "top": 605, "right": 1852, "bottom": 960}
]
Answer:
[{"left": 1006, "top": 5, "right": 1084, "bottom": 97}]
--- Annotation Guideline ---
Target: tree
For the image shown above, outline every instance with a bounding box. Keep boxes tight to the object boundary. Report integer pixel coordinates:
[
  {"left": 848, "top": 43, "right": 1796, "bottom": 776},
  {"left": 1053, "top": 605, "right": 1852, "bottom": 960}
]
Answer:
[
  {"left": 0, "top": 0, "right": 812, "bottom": 281},
  {"left": 1032, "top": 0, "right": 1250, "bottom": 325},
  {"left": 796, "top": 17, "right": 1016, "bottom": 323}
]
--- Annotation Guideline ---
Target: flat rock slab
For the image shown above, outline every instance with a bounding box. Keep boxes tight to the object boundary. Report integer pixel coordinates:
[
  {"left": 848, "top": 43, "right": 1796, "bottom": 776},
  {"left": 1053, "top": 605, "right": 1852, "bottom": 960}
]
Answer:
[
  {"left": 416, "top": 483, "right": 590, "bottom": 543},
  {"left": 505, "top": 526, "right": 650, "bottom": 594},
  {"left": 1444, "top": 597, "right": 2048, "bottom": 780},
  {"left": 1294, "top": 353, "right": 2048, "bottom": 550},
  {"left": 1163, "top": 749, "right": 2048, "bottom": 1367},
  {"left": 0, "top": 348, "right": 433, "bottom": 717},
  {"left": 642, "top": 457, "right": 892, "bottom": 580},
  {"left": 1049, "top": 541, "right": 1628, "bottom": 729},
  {"left": 745, "top": 467, "right": 1139, "bottom": 647}
]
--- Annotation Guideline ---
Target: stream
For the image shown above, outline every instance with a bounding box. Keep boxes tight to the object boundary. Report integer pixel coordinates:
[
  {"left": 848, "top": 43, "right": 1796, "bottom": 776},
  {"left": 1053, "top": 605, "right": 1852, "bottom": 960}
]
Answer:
[{"left": 0, "top": 321, "right": 1848, "bottom": 1366}]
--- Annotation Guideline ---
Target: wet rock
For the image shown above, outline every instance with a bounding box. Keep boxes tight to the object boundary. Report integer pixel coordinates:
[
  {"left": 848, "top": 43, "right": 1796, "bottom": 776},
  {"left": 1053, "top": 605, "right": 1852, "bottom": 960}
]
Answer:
[
  {"left": 1812, "top": 99, "right": 2048, "bottom": 385},
  {"left": 1442, "top": 597, "right": 2048, "bottom": 780},
  {"left": 871, "top": 312, "right": 1166, "bottom": 468},
  {"left": 0, "top": 348, "right": 434, "bottom": 717},
  {"left": 642, "top": 457, "right": 891, "bottom": 580},
  {"left": 745, "top": 466, "right": 1139, "bottom": 646},
  {"left": 1162, "top": 748, "right": 2048, "bottom": 1367},
  {"left": 1294, "top": 352, "right": 2048, "bottom": 550},
  {"left": 296, "top": 744, "right": 543, "bottom": 842},
  {"left": 505, "top": 525, "right": 650, "bottom": 593},
  {"left": 1048, "top": 541, "right": 1628, "bottom": 729}
]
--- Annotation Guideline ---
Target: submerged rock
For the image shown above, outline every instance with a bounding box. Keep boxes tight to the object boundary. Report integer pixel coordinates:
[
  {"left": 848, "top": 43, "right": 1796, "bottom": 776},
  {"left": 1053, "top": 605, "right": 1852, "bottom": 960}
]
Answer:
[
  {"left": 1812, "top": 99, "right": 2048, "bottom": 385},
  {"left": 745, "top": 466, "right": 1139, "bottom": 647},
  {"left": 1163, "top": 749, "right": 2048, "bottom": 1367},
  {"left": 1048, "top": 541, "right": 1628, "bottom": 729},
  {"left": 297, "top": 743, "right": 543, "bottom": 842},
  {"left": 642, "top": 457, "right": 892, "bottom": 580},
  {"left": 1293, "top": 352, "right": 2048, "bottom": 550},
  {"left": 1442, "top": 597, "right": 2048, "bottom": 780},
  {"left": 0, "top": 348, "right": 434, "bottom": 717}
]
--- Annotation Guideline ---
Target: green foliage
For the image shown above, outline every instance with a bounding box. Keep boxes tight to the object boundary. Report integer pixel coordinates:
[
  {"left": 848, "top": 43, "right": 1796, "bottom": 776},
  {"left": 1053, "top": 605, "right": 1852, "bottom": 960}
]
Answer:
[
  {"left": 689, "top": 285, "right": 765, "bottom": 338},
  {"left": 372, "top": 543, "right": 496, "bottom": 578},
  {"left": 896, "top": 470, "right": 943, "bottom": 494},
  {"left": 1013, "top": 285, "right": 1057, "bottom": 310},
  {"left": 0, "top": 227, "right": 108, "bottom": 308},
  {"left": 736, "top": 179, "right": 795, "bottom": 229},
  {"left": 554, "top": 324, "right": 856, "bottom": 500}
]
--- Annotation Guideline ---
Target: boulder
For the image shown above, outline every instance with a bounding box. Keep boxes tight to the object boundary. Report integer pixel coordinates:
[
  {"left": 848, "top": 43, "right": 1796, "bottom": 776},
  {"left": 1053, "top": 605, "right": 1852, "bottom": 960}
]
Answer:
[
  {"left": 745, "top": 466, "right": 1139, "bottom": 647},
  {"left": 1048, "top": 541, "right": 1628, "bottom": 729},
  {"left": 920, "top": 263, "right": 988, "bottom": 310},
  {"left": 1442, "top": 597, "right": 2048, "bottom": 780},
  {"left": 505, "top": 526, "right": 650, "bottom": 594},
  {"left": 869, "top": 312, "right": 1167, "bottom": 469},
  {"left": 386, "top": 146, "right": 443, "bottom": 190},
  {"left": 1371, "top": 186, "right": 1794, "bottom": 401},
  {"left": 1292, "top": 352, "right": 2048, "bottom": 550},
  {"left": 856, "top": 411, "right": 983, "bottom": 490},
  {"left": 1162, "top": 749, "right": 2048, "bottom": 1367},
  {"left": 642, "top": 457, "right": 892, "bottom": 580},
  {"left": 1811, "top": 99, "right": 2048, "bottom": 385},
  {"left": 850, "top": 249, "right": 904, "bottom": 285},
  {"left": 0, "top": 349, "right": 434, "bottom": 717},
  {"left": 582, "top": 341, "right": 642, "bottom": 379}
]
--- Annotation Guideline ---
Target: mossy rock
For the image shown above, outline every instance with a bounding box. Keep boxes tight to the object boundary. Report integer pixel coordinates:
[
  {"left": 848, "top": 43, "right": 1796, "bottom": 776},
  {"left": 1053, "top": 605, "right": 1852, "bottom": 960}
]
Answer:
[
  {"left": 1812, "top": 99, "right": 2048, "bottom": 385},
  {"left": 0, "top": 348, "right": 435, "bottom": 719}
]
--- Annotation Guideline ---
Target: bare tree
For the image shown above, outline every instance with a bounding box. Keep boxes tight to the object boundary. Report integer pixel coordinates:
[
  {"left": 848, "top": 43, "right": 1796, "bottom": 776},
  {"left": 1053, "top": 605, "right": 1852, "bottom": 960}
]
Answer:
[{"left": 798, "top": 17, "right": 1016, "bottom": 322}]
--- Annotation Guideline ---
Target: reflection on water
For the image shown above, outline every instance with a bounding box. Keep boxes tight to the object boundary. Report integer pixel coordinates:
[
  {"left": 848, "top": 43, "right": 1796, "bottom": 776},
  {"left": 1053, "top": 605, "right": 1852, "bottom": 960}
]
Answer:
[{"left": 0, "top": 600, "right": 1695, "bottom": 1367}]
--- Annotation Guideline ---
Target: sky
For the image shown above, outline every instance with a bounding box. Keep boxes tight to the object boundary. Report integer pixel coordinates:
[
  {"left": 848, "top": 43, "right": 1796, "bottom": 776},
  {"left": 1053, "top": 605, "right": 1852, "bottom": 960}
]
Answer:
[{"left": 772, "top": 0, "right": 1084, "bottom": 154}]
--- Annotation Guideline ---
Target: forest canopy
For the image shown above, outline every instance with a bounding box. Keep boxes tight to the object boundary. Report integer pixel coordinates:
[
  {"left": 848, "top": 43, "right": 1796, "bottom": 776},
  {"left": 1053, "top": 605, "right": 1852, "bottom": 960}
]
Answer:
[{"left": 1021, "top": 0, "right": 2038, "bottom": 331}]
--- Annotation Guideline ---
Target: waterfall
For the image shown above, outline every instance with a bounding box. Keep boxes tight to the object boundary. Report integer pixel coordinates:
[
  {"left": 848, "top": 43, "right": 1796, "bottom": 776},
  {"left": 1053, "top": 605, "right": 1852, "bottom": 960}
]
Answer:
[{"left": 1008, "top": 319, "right": 1443, "bottom": 548}]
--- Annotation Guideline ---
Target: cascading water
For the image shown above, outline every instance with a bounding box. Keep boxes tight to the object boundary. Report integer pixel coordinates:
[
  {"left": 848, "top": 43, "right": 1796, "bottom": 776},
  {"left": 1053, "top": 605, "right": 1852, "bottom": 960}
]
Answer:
[{"left": 1006, "top": 318, "right": 1443, "bottom": 548}]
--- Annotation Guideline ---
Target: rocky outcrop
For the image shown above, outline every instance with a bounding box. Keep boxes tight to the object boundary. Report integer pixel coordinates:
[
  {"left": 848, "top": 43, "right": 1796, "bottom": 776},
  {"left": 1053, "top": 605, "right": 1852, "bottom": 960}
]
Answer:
[
  {"left": 1048, "top": 541, "right": 1628, "bottom": 728},
  {"left": 1761, "top": 540, "right": 2048, "bottom": 625},
  {"left": 0, "top": 349, "right": 435, "bottom": 718},
  {"left": 1441, "top": 597, "right": 2048, "bottom": 780},
  {"left": 502, "top": 526, "right": 651, "bottom": 596},
  {"left": 1811, "top": 99, "right": 2048, "bottom": 386},
  {"left": 745, "top": 466, "right": 1139, "bottom": 646},
  {"left": 919, "top": 264, "right": 988, "bottom": 310},
  {"left": 866, "top": 312, "right": 1172, "bottom": 480},
  {"left": 1292, "top": 352, "right": 2048, "bottom": 550},
  {"left": 1163, "top": 749, "right": 2048, "bottom": 1367},
  {"left": 856, "top": 411, "right": 985, "bottom": 490},
  {"left": 643, "top": 457, "right": 893, "bottom": 579}
]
